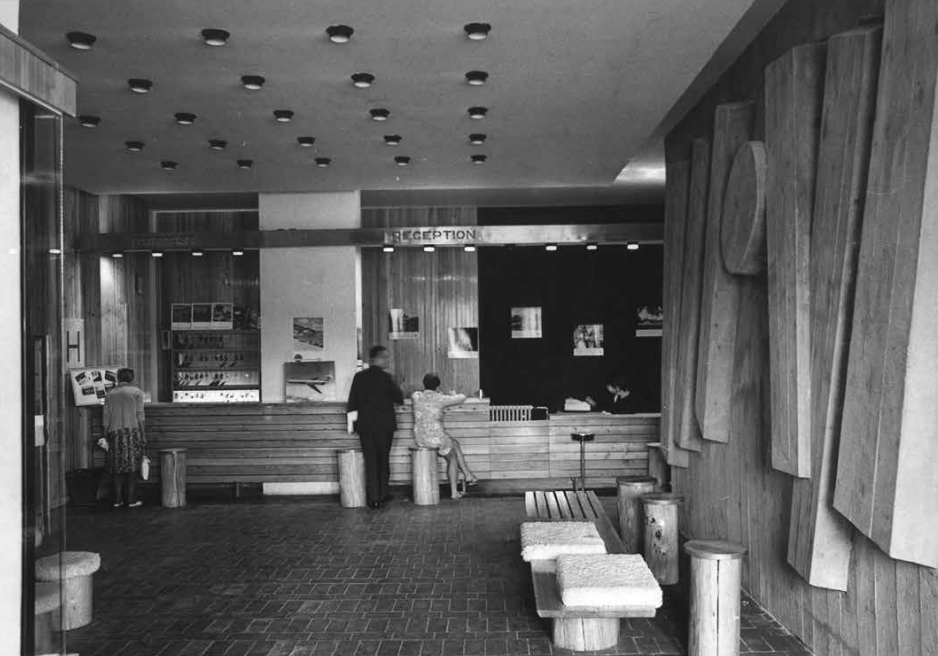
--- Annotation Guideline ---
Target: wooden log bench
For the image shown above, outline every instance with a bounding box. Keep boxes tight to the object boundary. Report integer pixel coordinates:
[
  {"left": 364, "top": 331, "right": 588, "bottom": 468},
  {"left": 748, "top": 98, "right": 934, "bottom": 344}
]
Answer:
[{"left": 523, "top": 490, "right": 660, "bottom": 651}]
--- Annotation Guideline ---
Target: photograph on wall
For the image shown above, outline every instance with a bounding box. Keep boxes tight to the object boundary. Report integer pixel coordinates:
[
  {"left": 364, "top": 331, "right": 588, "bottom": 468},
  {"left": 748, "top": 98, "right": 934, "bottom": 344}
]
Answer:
[
  {"left": 448, "top": 327, "right": 479, "bottom": 359},
  {"left": 191, "top": 303, "right": 213, "bottom": 329},
  {"left": 511, "top": 306, "right": 543, "bottom": 339},
  {"left": 171, "top": 303, "right": 193, "bottom": 330},
  {"left": 292, "top": 317, "right": 324, "bottom": 359},
  {"left": 285, "top": 361, "right": 337, "bottom": 402},
  {"left": 69, "top": 366, "right": 120, "bottom": 407},
  {"left": 388, "top": 308, "right": 419, "bottom": 340},
  {"left": 635, "top": 304, "right": 663, "bottom": 337},
  {"left": 573, "top": 324, "right": 604, "bottom": 357},
  {"left": 212, "top": 303, "right": 234, "bottom": 330}
]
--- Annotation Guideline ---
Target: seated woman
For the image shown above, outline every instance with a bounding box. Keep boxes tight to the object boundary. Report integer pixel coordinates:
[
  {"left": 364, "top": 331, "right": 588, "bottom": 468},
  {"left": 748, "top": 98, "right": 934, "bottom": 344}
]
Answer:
[
  {"left": 585, "top": 374, "right": 647, "bottom": 414},
  {"left": 412, "top": 373, "right": 479, "bottom": 499}
]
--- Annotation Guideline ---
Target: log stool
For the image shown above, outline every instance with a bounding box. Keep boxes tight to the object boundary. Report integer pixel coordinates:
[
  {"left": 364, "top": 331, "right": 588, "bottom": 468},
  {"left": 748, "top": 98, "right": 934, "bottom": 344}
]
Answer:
[
  {"left": 34, "top": 581, "right": 60, "bottom": 652},
  {"left": 160, "top": 448, "right": 187, "bottom": 508},
  {"left": 641, "top": 493, "right": 684, "bottom": 584},
  {"left": 336, "top": 448, "right": 366, "bottom": 508},
  {"left": 570, "top": 433, "right": 595, "bottom": 492},
  {"left": 35, "top": 551, "right": 101, "bottom": 630},
  {"left": 645, "top": 442, "right": 669, "bottom": 489},
  {"left": 685, "top": 540, "right": 747, "bottom": 656},
  {"left": 409, "top": 446, "right": 440, "bottom": 505},
  {"left": 616, "top": 476, "right": 657, "bottom": 553}
]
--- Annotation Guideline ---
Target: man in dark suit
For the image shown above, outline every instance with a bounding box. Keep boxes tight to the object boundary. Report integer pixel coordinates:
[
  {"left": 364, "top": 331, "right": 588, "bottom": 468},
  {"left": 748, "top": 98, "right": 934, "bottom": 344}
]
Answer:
[{"left": 347, "top": 345, "right": 404, "bottom": 509}]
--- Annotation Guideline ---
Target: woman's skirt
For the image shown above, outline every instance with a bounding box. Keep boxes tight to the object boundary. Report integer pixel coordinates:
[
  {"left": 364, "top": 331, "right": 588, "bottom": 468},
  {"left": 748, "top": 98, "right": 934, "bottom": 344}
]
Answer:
[
  {"left": 106, "top": 427, "right": 145, "bottom": 474},
  {"left": 415, "top": 430, "right": 454, "bottom": 456}
]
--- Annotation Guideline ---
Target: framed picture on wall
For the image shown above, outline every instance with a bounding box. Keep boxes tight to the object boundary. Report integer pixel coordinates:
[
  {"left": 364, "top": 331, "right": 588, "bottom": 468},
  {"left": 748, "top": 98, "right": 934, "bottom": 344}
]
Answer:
[
  {"left": 389, "top": 308, "right": 419, "bottom": 340},
  {"left": 292, "top": 317, "right": 324, "bottom": 359},
  {"left": 636, "top": 305, "right": 663, "bottom": 337},
  {"left": 573, "top": 324, "right": 604, "bottom": 356},
  {"left": 511, "top": 306, "right": 542, "bottom": 339},
  {"left": 171, "top": 303, "right": 192, "bottom": 330},
  {"left": 448, "top": 327, "right": 479, "bottom": 359},
  {"left": 191, "top": 303, "right": 212, "bottom": 329},
  {"left": 212, "top": 303, "right": 234, "bottom": 330}
]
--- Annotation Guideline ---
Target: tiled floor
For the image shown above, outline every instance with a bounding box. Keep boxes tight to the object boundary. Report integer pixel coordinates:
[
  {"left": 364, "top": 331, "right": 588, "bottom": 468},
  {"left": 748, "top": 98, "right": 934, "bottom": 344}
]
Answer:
[{"left": 61, "top": 494, "right": 812, "bottom": 656}]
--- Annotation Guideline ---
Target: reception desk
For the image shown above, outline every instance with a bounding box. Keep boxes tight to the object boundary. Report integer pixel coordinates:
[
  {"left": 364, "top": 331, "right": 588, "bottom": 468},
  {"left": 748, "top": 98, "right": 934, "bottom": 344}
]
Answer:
[{"left": 93, "top": 401, "right": 660, "bottom": 493}]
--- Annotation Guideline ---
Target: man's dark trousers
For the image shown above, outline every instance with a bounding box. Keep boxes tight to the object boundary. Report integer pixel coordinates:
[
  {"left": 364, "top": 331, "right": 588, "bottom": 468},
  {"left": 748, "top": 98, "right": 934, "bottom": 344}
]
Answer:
[{"left": 359, "top": 430, "right": 393, "bottom": 505}]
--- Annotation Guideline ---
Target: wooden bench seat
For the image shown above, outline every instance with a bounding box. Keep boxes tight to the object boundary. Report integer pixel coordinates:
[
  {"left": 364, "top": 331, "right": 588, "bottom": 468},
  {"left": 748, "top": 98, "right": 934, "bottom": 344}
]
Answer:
[{"left": 523, "top": 489, "right": 659, "bottom": 651}]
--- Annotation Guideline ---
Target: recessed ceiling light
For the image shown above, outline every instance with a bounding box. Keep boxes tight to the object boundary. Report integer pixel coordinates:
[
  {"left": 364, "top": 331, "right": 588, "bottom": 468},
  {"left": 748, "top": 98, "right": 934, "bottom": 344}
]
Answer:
[
  {"left": 66, "top": 31, "right": 96, "bottom": 50},
  {"left": 78, "top": 115, "right": 100, "bottom": 128},
  {"left": 464, "top": 245, "right": 477, "bottom": 253},
  {"left": 470, "top": 154, "right": 487, "bottom": 164},
  {"left": 545, "top": 244, "right": 558, "bottom": 252},
  {"left": 151, "top": 251, "right": 164, "bottom": 258},
  {"left": 423, "top": 246, "right": 436, "bottom": 253},
  {"left": 468, "top": 106, "right": 488, "bottom": 119},
  {"left": 161, "top": 160, "right": 178, "bottom": 170},
  {"left": 384, "top": 135, "right": 402, "bottom": 146},
  {"left": 351, "top": 72, "right": 375, "bottom": 88},
  {"left": 48, "top": 248, "right": 62, "bottom": 255},
  {"left": 241, "top": 75, "right": 265, "bottom": 90},
  {"left": 192, "top": 249, "right": 204, "bottom": 257},
  {"left": 128, "top": 78, "right": 153, "bottom": 94},
  {"left": 382, "top": 245, "right": 395, "bottom": 253},
  {"left": 232, "top": 249, "right": 245, "bottom": 256},
  {"left": 465, "top": 70, "right": 489, "bottom": 86},
  {"left": 370, "top": 108, "right": 390, "bottom": 122},
  {"left": 297, "top": 136, "right": 316, "bottom": 147},
  {"left": 174, "top": 112, "right": 197, "bottom": 125},
  {"left": 201, "top": 28, "right": 230, "bottom": 46},
  {"left": 111, "top": 252, "right": 124, "bottom": 259},
  {"left": 125, "top": 140, "right": 144, "bottom": 153},
  {"left": 626, "top": 242, "right": 640, "bottom": 251},
  {"left": 237, "top": 159, "right": 254, "bottom": 169},
  {"left": 469, "top": 133, "right": 487, "bottom": 145},
  {"left": 586, "top": 243, "right": 599, "bottom": 251},
  {"left": 315, "top": 157, "right": 331, "bottom": 168},
  {"left": 464, "top": 23, "right": 492, "bottom": 41},
  {"left": 394, "top": 156, "right": 411, "bottom": 167},
  {"left": 273, "top": 109, "right": 294, "bottom": 123},
  {"left": 326, "top": 25, "right": 354, "bottom": 43},
  {"left": 209, "top": 139, "right": 228, "bottom": 151}
]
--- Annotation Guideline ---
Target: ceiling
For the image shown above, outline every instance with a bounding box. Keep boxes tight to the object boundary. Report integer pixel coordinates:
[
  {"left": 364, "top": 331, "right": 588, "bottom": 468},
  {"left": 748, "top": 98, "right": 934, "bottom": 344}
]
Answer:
[{"left": 23, "top": 0, "right": 763, "bottom": 197}]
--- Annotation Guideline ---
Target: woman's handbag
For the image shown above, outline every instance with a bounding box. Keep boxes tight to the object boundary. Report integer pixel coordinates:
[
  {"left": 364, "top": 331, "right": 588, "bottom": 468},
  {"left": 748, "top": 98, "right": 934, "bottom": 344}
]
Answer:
[{"left": 140, "top": 455, "right": 150, "bottom": 481}]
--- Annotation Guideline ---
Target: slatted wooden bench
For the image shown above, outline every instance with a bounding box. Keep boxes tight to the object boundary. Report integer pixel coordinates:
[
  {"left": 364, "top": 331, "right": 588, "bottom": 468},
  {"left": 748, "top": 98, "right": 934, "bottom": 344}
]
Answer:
[{"left": 523, "top": 490, "right": 659, "bottom": 651}]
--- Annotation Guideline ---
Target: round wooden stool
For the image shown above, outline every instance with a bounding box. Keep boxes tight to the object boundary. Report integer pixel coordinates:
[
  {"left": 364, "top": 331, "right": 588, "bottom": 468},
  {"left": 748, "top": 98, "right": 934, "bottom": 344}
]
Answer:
[
  {"left": 35, "top": 551, "right": 101, "bottom": 630},
  {"left": 640, "top": 493, "right": 684, "bottom": 584},
  {"left": 336, "top": 448, "right": 366, "bottom": 508},
  {"left": 685, "top": 540, "right": 747, "bottom": 656},
  {"left": 409, "top": 446, "right": 440, "bottom": 505},
  {"left": 159, "top": 448, "right": 187, "bottom": 508},
  {"left": 34, "top": 581, "right": 60, "bottom": 651},
  {"left": 616, "top": 476, "right": 657, "bottom": 553}
]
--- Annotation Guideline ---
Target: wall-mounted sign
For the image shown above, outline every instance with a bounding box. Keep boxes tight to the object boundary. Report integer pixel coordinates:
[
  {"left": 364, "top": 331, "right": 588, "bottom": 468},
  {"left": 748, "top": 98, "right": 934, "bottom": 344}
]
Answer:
[
  {"left": 69, "top": 366, "right": 120, "bottom": 406},
  {"left": 293, "top": 317, "right": 324, "bottom": 358},
  {"left": 386, "top": 228, "right": 480, "bottom": 245},
  {"left": 573, "top": 324, "right": 604, "bottom": 357},
  {"left": 636, "top": 305, "right": 663, "bottom": 337},
  {"left": 389, "top": 308, "right": 419, "bottom": 340},
  {"left": 63, "top": 318, "right": 85, "bottom": 368},
  {"left": 448, "top": 327, "right": 479, "bottom": 359},
  {"left": 511, "top": 307, "right": 542, "bottom": 339}
]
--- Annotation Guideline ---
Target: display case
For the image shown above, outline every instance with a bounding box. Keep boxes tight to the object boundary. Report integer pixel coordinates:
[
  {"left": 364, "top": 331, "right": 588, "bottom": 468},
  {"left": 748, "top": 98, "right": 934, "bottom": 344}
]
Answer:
[{"left": 171, "top": 330, "right": 260, "bottom": 402}]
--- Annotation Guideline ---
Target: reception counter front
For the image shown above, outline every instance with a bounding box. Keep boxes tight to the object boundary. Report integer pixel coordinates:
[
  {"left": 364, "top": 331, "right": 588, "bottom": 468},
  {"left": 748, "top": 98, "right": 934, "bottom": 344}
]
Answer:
[{"left": 95, "top": 401, "right": 660, "bottom": 494}]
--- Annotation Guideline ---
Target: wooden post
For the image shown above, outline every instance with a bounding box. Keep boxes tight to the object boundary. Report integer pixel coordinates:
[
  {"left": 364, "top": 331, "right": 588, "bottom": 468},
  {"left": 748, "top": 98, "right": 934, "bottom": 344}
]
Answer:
[
  {"left": 336, "top": 449, "right": 366, "bottom": 508},
  {"left": 409, "top": 446, "right": 439, "bottom": 505},
  {"left": 159, "top": 448, "right": 187, "bottom": 508},
  {"left": 641, "top": 493, "right": 684, "bottom": 584},
  {"left": 552, "top": 617, "right": 620, "bottom": 651},
  {"left": 685, "top": 540, "right": 747, "bottom": 656},
  {"left": 645, "top": 442, "right": 669, "bottom": 489},
  {"left": 616, "top": 476, "right": 657, "bottom": 553}
]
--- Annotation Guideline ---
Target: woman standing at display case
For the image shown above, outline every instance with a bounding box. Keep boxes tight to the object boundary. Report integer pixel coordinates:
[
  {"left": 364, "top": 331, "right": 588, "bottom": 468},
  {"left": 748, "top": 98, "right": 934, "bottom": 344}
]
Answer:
[{"left": 103, "top": 368, "right": 147, "bottom": 508}]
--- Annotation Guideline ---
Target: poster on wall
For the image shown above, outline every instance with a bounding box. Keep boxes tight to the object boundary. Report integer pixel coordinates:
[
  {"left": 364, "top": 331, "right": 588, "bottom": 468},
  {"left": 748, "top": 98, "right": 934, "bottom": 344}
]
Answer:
[
  {"left": 285, "top": 361, "right": 336, "bottom": 402},
  {"left": 389, "top": 308, "right": 419, "bottom": 340},
  {"left": 292, "top": 317, "right": 324, "bottom": 359},
  {"left": 191, "top": 303, "right": 213, "bottom": 329},
  {"left": 573, "top": 324, "right": 604, "bottom": 357},
  {"left": 448, "top": 327, "right": 479, "bottom": 359},
  {"left": 69, "top": 366, "right": 120, "bottom": 406},
  {"left": 171, "top": 304, "right": 192, "bottom": 330},
  {"left": 635, "top": 305, "right": 663, "bottom": 337},
  {"left": 511, "top": 307, "right": 542, "bottom": 339},
  {"left": 212, "top": 303, "right": 234, "bottom": 330}
]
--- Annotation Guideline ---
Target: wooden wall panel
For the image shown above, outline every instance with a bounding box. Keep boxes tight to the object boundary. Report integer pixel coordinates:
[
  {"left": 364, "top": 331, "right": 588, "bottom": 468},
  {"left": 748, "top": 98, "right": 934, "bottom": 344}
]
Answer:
[{"left": 362, "top": 208, "right": 480, "bottom": 397}]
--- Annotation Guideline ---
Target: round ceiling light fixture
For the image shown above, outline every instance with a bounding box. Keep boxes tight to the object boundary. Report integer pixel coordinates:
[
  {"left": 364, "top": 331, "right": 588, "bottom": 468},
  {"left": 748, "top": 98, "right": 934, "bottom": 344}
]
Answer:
[
  {"left": 626, "top": 242, "right": 640, "bottom": 251},
  {"left": 125, "top": 140, "right": 144, "bottom": 153},
  {"left": 470, "top": 154, "right": 487, "bottom": 165},
  {"left": 464, "top": 245, "right": 477, "bottom": 253},
  {"left": 128, "top": 78, "right": 153, "bottom": 94},
  {"left": 469, "top": 133, "right": 487, "bottom": 145},
  {"left": 66, "top": 31, "right": 97, "bottom": 50},
  {"left": 161, "top": 160, "right": 178, "bottom": 171},
  {"left": 382, "top": 245, "right": 395, "bottom": 253},
  {"left": 237, "top": 159, "right": 254, "bottom": 169},
  {"left": 351, "top": 72, "right": 375, "bottom": 88},
  {"left": 326, "top": 25, "right": 354, "bottom": 44},
  {"left": 423, "top": 245, "right": 436, "bottom": 253},
  {"left": 297, "top": 136, "right": 316, "bottom": 147},
  {"left": 464, "top": 23, "right": 492, "bottom": 41},
  {"left": 394, "top": 156, "right": 411, "bottom": 167},
  {"left": 370, "top": 108, "right": 390, "bottom": 122},
  {"left": 315, "top": 157, "right": 331, "bottom": 168},
  {"left": 241, "top": 75, "right": 265, "bottom": 90},
  {"left": 232, "top": 249, "right": 245, "bottom": 256},
  {"left": 151, "top": 251, "right": 164, "bottom": 258},
  {"left": 174, "top": 112, "right": 197, "bottom": 125},
  {"left": 545, "top": 244, "right": 558, "bottom": 252},
  {"left": 209, "top": 139, "right": 228, "bottom": 151},
  {"left": 586, "top": 243, "right": 599, "bottom": 251},
  {"left": 465, "top": 70, "right": 489, "bottom": 86},
  {"left": 384, "top": 134, "right": 402, "bottom": 146},
  {"left": 201, "top": 28, "right": 230, "bottom": 46},
  {"left": 78, "top": 115, "right": 100, "bottom": 128},
  {"left": 273, "top": 109, "right": 294, "bottom": 123},
  {"left": 468, "top": 106, "right": 488, "bottom": 120},
  {"left": 111, "top": 252, "right": 124, "bottom": 258},
  {"left": 192, "top": 249, "right": 205, "bottom": 257}
]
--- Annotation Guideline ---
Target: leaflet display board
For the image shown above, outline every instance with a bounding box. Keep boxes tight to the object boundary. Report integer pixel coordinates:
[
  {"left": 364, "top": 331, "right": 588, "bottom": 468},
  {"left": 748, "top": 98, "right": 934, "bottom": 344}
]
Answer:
[{"left": 69, "top": 366, "right": 120, "bottom": 406}]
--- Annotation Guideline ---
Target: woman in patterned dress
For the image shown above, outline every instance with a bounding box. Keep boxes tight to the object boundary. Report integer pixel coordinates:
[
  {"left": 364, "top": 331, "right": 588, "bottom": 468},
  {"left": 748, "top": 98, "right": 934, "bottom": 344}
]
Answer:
[
  {"left": 412, "top": 373, "right": 479, "bottom": 499},
  {"left": 103, "top": 368, "right": 147, "bottom": 508}
]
